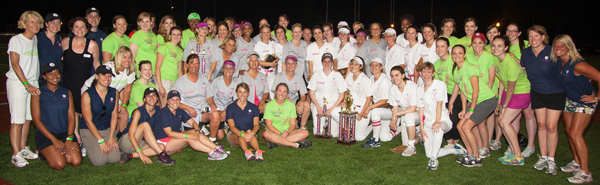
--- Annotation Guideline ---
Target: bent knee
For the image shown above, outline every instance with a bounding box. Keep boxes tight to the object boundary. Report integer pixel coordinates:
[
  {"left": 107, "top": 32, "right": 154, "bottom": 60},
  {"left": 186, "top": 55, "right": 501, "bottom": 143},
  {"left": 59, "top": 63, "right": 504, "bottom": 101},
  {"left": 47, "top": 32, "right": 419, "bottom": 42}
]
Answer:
[{"left": 48, "top": 160, "right": 66, "bottom": 171}]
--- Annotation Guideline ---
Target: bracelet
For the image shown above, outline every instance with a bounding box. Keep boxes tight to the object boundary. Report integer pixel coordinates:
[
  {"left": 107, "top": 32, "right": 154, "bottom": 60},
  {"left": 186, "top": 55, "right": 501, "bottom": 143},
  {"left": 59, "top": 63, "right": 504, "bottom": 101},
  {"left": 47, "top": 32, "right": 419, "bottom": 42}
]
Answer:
[
  {"left": 66, "top": 137, "right": 73, "bottom": 141},
  {"left": 280, "top": 132, "right": 283, "bottom": 136},
  {"left": 502, "top": 106, "right": 507, "bottom": 109},
  {"left": 240, "top": 131, "right": 244, "bottom": 137},
  {"left": 136, "top": 148, "right": 142, "bottom": 152},
  {"left": 98, "top": 139, "right": 105, "bottom": 144},
  {"left": 512, "top": 55, "right": 518, "bottom": 59},
  {"left": 23, "top": 81, "right": 29, "bottom": 85},
  {"left": 468, "top": 108, "right": 475, "bottom": 112},
  {"left": 185, "top": 133, "right": 188, "bottom": 139},
  {"left": 121, "top": 104, "right": 127, "bottom": 107}
]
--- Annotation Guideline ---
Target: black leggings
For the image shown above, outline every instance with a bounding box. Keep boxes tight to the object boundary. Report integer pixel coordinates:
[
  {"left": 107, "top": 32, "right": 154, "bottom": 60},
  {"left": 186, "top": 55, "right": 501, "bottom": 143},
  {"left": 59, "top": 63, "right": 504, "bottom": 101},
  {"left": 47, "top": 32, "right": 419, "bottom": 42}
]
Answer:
[{"left": 443, "top": 93, "right": 462, "bottom": 141}]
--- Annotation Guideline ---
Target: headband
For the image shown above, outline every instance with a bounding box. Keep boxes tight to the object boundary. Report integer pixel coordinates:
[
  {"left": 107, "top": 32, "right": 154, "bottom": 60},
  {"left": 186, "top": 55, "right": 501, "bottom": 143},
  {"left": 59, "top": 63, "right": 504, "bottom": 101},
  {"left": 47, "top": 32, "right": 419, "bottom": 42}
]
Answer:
[
  {"left": 223, "top": 60, "right": 236, "bottom": 69},
  {"left": 242, "top": 22, "right": 252, "bottom": 27},
  {"left": 356, "top": 31, "right": 367, "bottom": 36},
  {"left": 196, "top": 22, "right": 208, "bottom": 28},
  {"left": 338, "top": 27, "right": 350, "bottom": 34},
  {"left": 285, "top": 56, "right": 298, "bottom": 62},
  {"left": 353, "top": 57, "right": 364, "bottom": 65}
]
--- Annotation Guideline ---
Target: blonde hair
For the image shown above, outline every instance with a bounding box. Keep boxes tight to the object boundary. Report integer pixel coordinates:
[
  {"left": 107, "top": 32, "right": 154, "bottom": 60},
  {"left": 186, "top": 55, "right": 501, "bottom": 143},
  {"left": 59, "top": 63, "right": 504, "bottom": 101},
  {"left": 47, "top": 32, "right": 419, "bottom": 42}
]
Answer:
[
  {"left": 18, "top": 11, "right": 44, "bottom": 30},
  {"left": 550, "top": 34, "right": 584, "bottom": 64},
  {"left": 352, "top": 22, "right": 364, "bottom": 29},
  {"left": 113, "top": 46, "right": 135, "bottom": 75},
  {"left": 291, "top": 23, "right": 302, "bottom": 32},
  {"left": 157, "top": 15, "right": 176, "bottom": 43},
  {"left": 204, "top": 17, "right": 216, "bottom": 39},
  {"left": 218, "top": 36, "right": 237, "bottom": 52},
  {"left": 136, "top": 12, "right": 151, "bottom": 30}
]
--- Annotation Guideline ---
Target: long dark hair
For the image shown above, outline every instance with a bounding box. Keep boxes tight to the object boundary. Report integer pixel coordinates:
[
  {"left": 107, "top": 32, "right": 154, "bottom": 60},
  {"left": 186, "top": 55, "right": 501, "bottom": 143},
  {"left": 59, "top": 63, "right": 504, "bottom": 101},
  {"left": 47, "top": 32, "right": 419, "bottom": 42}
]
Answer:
[
  {"left": 451, "top": 45, "right": 466, "bottom": 75},
  {"left": 508, "top": 22, "right": 525, "bottom": 53}
]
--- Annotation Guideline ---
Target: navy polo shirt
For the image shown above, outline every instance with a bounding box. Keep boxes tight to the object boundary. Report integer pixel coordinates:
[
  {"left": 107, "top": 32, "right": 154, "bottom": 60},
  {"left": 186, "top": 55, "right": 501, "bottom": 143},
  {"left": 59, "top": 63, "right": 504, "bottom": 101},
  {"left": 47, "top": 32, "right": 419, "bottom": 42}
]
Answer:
[
  {"left": 80, "top": 86, "right": 117, "bottom": 130},
  {"left": 226, "top": 100, "right": 259, "bottom": 132},
  {"left": 69, "top": 30, "right": 107, "bottom": 74},
  {"left": 36, "top": 84, "right": 70, "bottom": 134},
  {"left": 36, "top": 32, "right": 63, "bottom": 72},
  {"left": 521, "top": 44, "right": 565, "bottom": 94},
  {"left": 122, "top": 104, "right": 160, "bottom": 136},
  {"left": 153, "top": 107, "right": 192, "bottom": 140}
]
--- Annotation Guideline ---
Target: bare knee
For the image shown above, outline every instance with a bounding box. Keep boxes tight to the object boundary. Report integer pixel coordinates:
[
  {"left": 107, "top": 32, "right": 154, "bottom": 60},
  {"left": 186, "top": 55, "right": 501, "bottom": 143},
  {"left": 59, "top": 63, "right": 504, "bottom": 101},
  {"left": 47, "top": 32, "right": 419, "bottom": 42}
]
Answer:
[
  {"left": 263, "top": 131, "right": 276, "bottom": 141},
  {"left": 48, "top": 159, "right": 66, "bottom": 170},
  {"left": 546, "top": 124, "right": 558, "bottom": 134}
]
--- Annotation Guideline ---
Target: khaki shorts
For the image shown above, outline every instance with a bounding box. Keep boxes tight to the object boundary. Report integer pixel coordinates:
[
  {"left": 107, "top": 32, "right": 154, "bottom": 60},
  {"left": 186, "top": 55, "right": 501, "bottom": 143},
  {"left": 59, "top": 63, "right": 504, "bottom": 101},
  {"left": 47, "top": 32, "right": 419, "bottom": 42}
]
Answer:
[{"left": 118, "top": 133, "right": 148, "bottom": 153}]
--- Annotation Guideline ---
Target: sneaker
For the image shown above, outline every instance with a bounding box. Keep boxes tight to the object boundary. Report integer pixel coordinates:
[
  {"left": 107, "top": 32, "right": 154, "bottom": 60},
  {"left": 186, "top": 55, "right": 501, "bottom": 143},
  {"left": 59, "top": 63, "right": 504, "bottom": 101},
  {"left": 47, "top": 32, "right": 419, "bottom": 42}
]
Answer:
[
  {"left": 522, "top": 146, "right": 535, "bottom": 158},
  {"left": 402, "top": 145, "right": 416, "bottom": 157},
  {"left": 20, "top": 146, "right": 38, "bottom": 160},
  {"left": 157, "top": 152, "right": 176, "bottom": 166},
  {"left": 567, "top": 171, "right": 593, "bottom": 184},
  {"left": 547, "top": 160, "right": 557, "bottom": 175},
  {"left": 297, "top": 140, "right": 312, "bottom": 148},
  {"left": 267, "top": 142, "right": 278, "bottom": 149},
  {"left": 456, "top": 154, "right": 469, "bottom": 164},
  {"left": 208, "top": 149, "right": 227, "bottom": 160},
  {"left": 504, "top": 147, "right": 512, "bottom": 156},
  {"left": 216, "top": 145, "right": 231, "bottom": 155},
  {"left": 201, "top": 126, "right": 210, "bottom": 136},
  {"left": 499, "top": 153, "right": 515, "bottom": 161},
  {"left": 490, "top": 140, "right": 502, "bottom": 150},
  {"left": 80, "top": 144, "right": 87, "bottom": 157},
  {"left": 298, "top": 127, "right": 308, "bottom": 130},
  {"left": 443, "top": 144, "right": 455, "bottom": 149},
  {"left": 255, "top": 150, "right": 264, "bottom": 161},
  {"left": 479, "top": 147, "right": 490, "bottom": 159},
  {"left": 212, "top": 139, "right": 222, "bottom": 146},
  {"left": 454, "top": 143, "right": 466, "bottom": 151},
  {"left": 245, "top": 149, "right": 256, "bottom": 161},
  {"left": 455, "top": 146, "right": 468, "bottom": 156},
  {"left": 428, "top": 159, "right": 439, "bottom": 170},
  {"left": 463, "top": 155, "right": 482, "bottom": 167},
  {"left": 361, "top": 137, "right": 381, "bottom": 148},
  {"left": 120, "top": 153, "right": 133, "bottom": 163},
  {"left": 11, "top": 153, "right": 28, "bottom": 167},
  {"left": 532, "top": 155, "right": 548, "bottom": 171},
  {"left": 500, "top": 155, "right": 524, "bottom": 165},
  {"left": 562, "top": 160, "right": 582, "bottom": 173}
]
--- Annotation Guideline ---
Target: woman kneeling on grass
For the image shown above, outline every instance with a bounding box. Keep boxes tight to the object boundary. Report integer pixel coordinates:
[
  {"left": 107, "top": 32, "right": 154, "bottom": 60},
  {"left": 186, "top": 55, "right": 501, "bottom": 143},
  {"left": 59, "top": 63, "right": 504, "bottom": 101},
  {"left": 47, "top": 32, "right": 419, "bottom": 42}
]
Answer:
[
  {"left": 226, "top": 83, "right": 263, "bottom": 161},
  {"left": 31, "top": 62, "right": 82, "bottom": 170},
  {"left": 118, "top": 87, "right": 175, "bottom": 165},
  {"left": 153, "top": 90, "right": 229, "bottom": 161},
  {"left": 263, "top": 83, "right": 312, "bottom": 149}
]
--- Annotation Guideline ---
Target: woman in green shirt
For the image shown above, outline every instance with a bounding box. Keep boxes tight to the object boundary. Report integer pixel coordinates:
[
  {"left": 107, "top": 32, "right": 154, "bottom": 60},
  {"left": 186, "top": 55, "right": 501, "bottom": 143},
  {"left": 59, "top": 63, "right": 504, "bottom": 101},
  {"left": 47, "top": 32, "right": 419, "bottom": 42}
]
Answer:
[
  {"left": 262, "top": 83, "right": 312, "bottom": 149},
  {"left": 439, "top": 18, "right": 458, "bottom": 49},
  {"left": 102, "top": 15, "right": 129, "bottom": 63},
  {"left": 456, "top": 17, "right": 477, "bottom": 51},
  {"left": 433, "top": 37, "right": 462, "bottom": 149},
  {"left": 484, "top": 24, "right": 500, "bottom": 53},
  {"left": 506, "top": 23, "right": 529, "bottom": 60},
  {"left": 127, "top": 61, "right": 156, "bottom": 116},
  {"left": 156, "top": 15, "right": 176, "bottom": 46},
  {"left": 156, "top": 26, "right": 184, "bottom": 107},
  {"left": 130, "top": 12, "right": 158, "bottom": 76}
]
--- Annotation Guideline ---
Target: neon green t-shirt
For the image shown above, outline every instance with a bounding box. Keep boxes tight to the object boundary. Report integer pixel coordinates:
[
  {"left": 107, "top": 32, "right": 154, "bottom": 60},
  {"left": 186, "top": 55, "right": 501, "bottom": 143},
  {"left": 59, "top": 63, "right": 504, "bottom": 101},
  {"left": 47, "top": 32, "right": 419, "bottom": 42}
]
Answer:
[
  {"left": 434, "top": 56, "right": 456, "bottom": 94},
  {"left": 494, "top": 53, "right": 530, "bottom": 94},
  {"left": 102, "top": 32, "right": 130, "bottom": 59},
  {"left": 466, "top": 51, "right": 499, "bottom": 95},
  {"left": 484, "top": 45, "right": 492, "bottom": 53},
  {"left": 127, "top": 80, "right": 156, "bottom": 117},
  {"left": 271, "top": 29, "right": 293, "bottom": 41},
  {"left": 509, "top": 40, "right": 530, "bottom": 59},
  {"left": 157, "top": 34, "right": 167, "bottom": 46},
  {"left": 157, "top": 42, "right": 183, "bottom": 82},
  {"left": 453, "top": 62, "right": 496, "bottom": 104},
  {"left": 181, "top": 29, "right": 196, "bottom": 48},
  {"left": 263, "top": 100, "right": 297, "bottom": 132},
  {"left": 130, "top": 31, "right": 158, "bottom": 75},
  {"left": 439, "top": 35, "right": 458, "bottom": 49},
  {"left": 456, "top": 36, "right": 471, "bottom": 49}
]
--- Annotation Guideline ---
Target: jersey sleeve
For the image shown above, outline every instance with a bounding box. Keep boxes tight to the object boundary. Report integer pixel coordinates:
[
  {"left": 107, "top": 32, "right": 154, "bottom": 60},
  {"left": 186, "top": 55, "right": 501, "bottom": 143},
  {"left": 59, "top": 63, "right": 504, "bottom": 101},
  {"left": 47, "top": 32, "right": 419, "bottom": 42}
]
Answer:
[
  {"left": 436, "top": 82, "right": 448, "bottom": 103},
  {"left": 388, "top": 88, "right": 397, "bottom": 106},
  {"left": 363, "top": 77, "right": 373, "bottom": 97},
  {"left": 506, "top": 59, "right": 521, "bottom": 82},
  {"left": 299, "top": 77, "right": 308, "bottom": 95},
  {"left": 307, "top": 74, "right": 317, "bottom": 90},
  {"left": 205, "top": 79, "right": 215, "bottom": 98},
  {"left": 417, "top": 88, "right": 425, "bottom": 108}
]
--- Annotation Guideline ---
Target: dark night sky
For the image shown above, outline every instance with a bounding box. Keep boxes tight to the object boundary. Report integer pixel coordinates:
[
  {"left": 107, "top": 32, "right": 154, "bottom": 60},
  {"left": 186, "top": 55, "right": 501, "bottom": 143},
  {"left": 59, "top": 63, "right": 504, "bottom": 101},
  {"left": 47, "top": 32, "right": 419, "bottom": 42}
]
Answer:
[{"left": 3, "top": 0, "right": 599, "bottom": 50}]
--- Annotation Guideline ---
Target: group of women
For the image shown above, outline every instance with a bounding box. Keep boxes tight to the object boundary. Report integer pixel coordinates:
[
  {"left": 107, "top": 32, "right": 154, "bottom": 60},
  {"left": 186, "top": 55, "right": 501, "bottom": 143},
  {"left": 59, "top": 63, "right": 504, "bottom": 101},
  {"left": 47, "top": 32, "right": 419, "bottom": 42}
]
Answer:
[{"left": 6, "top": 10, "right": 598, "bottom": 184}]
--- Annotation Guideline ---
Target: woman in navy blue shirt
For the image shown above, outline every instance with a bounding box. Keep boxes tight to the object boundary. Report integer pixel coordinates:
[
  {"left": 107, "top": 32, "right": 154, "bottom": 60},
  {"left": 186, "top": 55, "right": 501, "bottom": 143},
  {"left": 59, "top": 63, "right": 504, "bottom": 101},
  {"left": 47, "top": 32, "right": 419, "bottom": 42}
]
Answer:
[
  {"left": 31, "top": 62, "right": 82, "bottom": 170},
  {"left": 553, "top": 34, "right": 600, "bottom": 184},
  {"left": 36, "top": 13, "right": 63, "bottom": 86},
  {"left": 226, "top": 83, "right": 262, "bottom": 161},
  {"left": 80, "top": 65, "right": 120, "bottom": 166}
]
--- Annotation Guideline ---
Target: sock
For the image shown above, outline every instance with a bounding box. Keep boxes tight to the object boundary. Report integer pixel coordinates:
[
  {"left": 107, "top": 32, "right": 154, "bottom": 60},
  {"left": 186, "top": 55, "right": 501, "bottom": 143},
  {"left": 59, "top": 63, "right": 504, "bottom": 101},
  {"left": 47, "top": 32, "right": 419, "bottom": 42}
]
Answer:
[
  {"left": 209, "top": 137, "right": 216, "bottom": 141},
  {"left": 408, "top": 140, "right": 415, "bottom": 147},
  {"left": 296, "top": 143, "right": 300, "bottom": 148},
  {"left": 372, "top": 120, "right": 381, "bottom": 141},
  {"left": 548, "top": 157, "right": 554, "bottom": 161},
  {"left": 542, "top": 156, "right": 548, "bottom": 160}
]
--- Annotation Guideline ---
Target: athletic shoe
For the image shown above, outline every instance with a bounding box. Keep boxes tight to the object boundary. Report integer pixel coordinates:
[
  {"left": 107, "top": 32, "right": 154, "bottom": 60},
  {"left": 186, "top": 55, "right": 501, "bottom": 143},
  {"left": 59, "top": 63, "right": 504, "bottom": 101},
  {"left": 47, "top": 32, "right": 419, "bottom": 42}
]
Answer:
[
  {"left": 454, "top": 143, "right": 466, "bottom": 151},
  {"left": 208, "top": 149, "right": 227, "bottom": 160},
  {"left": 255, "top": 150, "right": 264, "bottom": 161},
  {"left": 490, "top": 140, "right": 502, "bottom": 151},
  {"left": 297, "top": 140, "right": 312, "bottom": 148},
  {"left": 443, "top": 144, "right": 455, "bottom": 149},
  {"left": 20, "top": 146, "right": 38, "bottom": 159},
  {"left": 499, "top": 153, "right": 515, "bottom": 161},
  {"left": 500, "top": 155, "right": 524, "bottom": 165},
  {"left": 428, "top": 159, "right": 439, "bottom": 170},
  {"left": 120, "top": 152, "right": 133, "bottom": 163},
  {"left": 522, "top": 146, "right": 535, "bottom": 158},
  {"left": 157, "top": 152, "right": 176, "bottom": 166},
  {"left": 201, "top": 126, "right": 210, "bottom": 136},
  {"left": 80, "top": 144, "right": 87, "bottom": 157},
  {"left": 361, "top": 137, "right": 380, "bottom": 148},
  {"left": 547, "top": 160, "right": 558, "bottom": 175},
  {"left": 567, "top": 171, "right": 593, "bottom": 184},
  {"left": 213, "top": 140, "right": 222, "bottom": 146},
  {"left": 267, "top": 142, "right": 278, "bottom": 149},
  {"left": 216, "top": 145, "right": 231, "bottom": 155},
  {"left": 479, "top": 147, "right": 490, "bottom": 159},
  {"left": 298, "top": 127, "right": 308, "bottom": 130},
  {"left": 401, "top": 146, "right": 416, "bottom": 157},
  {"left": 504, "top": 147, "right": 512, "bottom": 156},
  {"left": 455, "top": 146, "right": 467, "bottom": 156},
  {"left": 456, "top": 154, "right": 468, "bottom": 164},
  {"left": 461, "top": 155, "right": 481, "bottom": 167},
  {"left": 244, "top": 150, "right": 255, "bottom": 161},
  {"left": 533, "top": 155, "right": 548, "bottom": 171},
  {"left": 11, "top": 153, "right": 28, "bottom": 167},
  {"left": 562, "top": 160, "right": 582, "bottom": 173}
]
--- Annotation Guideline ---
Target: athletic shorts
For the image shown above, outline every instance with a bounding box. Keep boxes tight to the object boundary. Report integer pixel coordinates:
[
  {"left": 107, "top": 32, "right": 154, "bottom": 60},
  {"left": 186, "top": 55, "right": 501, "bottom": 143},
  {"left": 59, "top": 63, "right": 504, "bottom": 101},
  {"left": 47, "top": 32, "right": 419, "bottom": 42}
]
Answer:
[
  {"left": 565, "top": 98, "right": 597, "bottom": 115},
  {"left": 35, "top": 131, "right": 78, "bottom": 160},
  {"left": 468, "top": 97, "right": 498, "bottom": 124},
  {"left": 7, "top": 79, "right": 37, "bottom": 124},
  {"left": 157, "top": 137, "right": 172, "bottom": 147},
  {"left": 500, "top": 90, "right": 531, "bottom": 110},
  {"left": 530, "top": 90, "right": 566, "bottom": 110}
]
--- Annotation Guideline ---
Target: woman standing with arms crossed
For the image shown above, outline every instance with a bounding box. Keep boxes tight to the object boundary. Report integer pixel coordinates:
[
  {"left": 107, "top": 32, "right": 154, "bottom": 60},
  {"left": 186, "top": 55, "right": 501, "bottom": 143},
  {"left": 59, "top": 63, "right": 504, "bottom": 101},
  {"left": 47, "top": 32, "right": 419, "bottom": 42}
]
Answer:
[
  {"left": 553, "top": 34, "right": 599, "bottom": 184},
  {"left": 156, "top": 27, "right": 184, "bottom": 106},
  {"left": 102, "top": 15, "right": 130, "bottom": 63},
  {"left": 130, "top": 12, "right": 158, "bottom": 77}
]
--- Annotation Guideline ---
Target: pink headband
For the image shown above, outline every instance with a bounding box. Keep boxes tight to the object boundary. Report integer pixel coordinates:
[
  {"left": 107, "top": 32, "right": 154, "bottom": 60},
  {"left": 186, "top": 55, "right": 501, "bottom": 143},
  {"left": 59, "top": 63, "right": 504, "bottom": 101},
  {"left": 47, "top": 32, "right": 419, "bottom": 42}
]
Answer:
[
  {"left": 223, "top": 60, "right": 236, "bottom": 69},
  {"left": 356, "top": 31, "right": 366, "bottom": 36},
  {"left": 196, "top": 22, "right": 208, "bottom": 28},
  {"left": 285, "top": 56, "right": 298, "bottom": 62},
  {"left": 242, "top": 22, "right": 252, "bottom": 27},
  {"left": 232, "top": 24, "right": 241, "bottom": 30}
]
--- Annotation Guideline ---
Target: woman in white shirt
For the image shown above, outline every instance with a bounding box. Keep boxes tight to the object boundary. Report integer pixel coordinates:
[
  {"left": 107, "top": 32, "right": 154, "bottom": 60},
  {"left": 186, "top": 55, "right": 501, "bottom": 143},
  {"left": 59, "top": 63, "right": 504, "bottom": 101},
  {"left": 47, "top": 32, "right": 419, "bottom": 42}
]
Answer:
[
  {"left": 274, "top": 25, "right": 288, "bottom": 73},
  {"left": 361, "top": 57, "right": 394, "bottom": 147},
  {"left": 386, "top": 66, "right": 420, "bottom": 156},
  {"left": 332, "top": 57, "right": 372, "bottom": 141},
  {"left": 403, "top": 26, "right": 424, "bottom": 81},
  {"left": 253, "top": 25, "right": 279, "bottom": 92},
  {"left": 337, "top": 27, "right": 356, "bottom": 77},
  {"left": 308, "top": 53, "right": 347, "bottom": 137},
  {"left": 383, "top": 28, "right": 406, "bottom": 76},
  {"left": 414, "top": 23, "right": 439, "bottom": 84},
  {"left": 306, "top": 25, "right": 338, "bottom": 81}
]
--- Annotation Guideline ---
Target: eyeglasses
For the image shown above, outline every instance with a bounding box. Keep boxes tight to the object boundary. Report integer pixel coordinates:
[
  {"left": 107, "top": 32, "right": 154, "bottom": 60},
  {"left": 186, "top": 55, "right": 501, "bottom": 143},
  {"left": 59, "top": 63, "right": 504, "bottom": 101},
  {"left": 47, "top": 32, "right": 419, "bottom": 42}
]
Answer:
[{"left": 100, "top": 105, "right": 106, "bottom": 117}]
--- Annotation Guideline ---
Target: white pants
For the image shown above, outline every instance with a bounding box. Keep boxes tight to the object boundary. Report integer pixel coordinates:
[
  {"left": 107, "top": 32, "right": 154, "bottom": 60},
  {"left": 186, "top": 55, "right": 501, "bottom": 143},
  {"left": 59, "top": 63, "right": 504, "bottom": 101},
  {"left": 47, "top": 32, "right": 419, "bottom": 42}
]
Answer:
[
  {"left": 331, "top": 106, "right": 372, "bottom": 141},
  {"left": 395, "top": 112, "right": 419, "bottom": 145},
  {"left": 423, "top": 120, "right": 455, "bottom": 159},
  {"left": 369, "top": 108, "right": 398, "bottom": 142}
]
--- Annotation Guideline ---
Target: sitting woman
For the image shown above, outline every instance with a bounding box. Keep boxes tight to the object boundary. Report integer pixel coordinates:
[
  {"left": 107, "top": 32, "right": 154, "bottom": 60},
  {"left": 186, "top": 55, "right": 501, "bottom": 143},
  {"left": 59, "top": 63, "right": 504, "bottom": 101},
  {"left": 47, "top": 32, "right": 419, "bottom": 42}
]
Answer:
[
  {"left": 153, "top": 90, "right": 229, "bottom": 160},
  {"left": 388, "top": 66, "right": 420, "bottom": 156},
  {"left": 118, "top": 87, "right": 175, "bottom": 165},
  {"left": 31, "top": 62, "right": 82, "bottom": 170},
  {"left": 271, "top": 56, "right": 310, "bottom": 129},
  {"left": 263, "top": 83, "right": 312, "bottom": 149},
  {"left": 80, "top": 65, "right": 121, "bottom": 166},
  {"left": 226, "top": 83, "right": 264, "bottom": 161}
]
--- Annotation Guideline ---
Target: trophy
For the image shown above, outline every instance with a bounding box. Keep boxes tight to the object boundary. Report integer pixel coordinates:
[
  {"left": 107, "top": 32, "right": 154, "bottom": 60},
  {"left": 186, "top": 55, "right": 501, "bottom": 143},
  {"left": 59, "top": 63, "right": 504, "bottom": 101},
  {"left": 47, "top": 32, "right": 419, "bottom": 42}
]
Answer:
[
  {"left": 201, "top": 49, "right": 206, "bottom": 74},
  {"left": 315, "top": 97, "right": 333, "bottom": 139},
  {"left": 337, "top": 88, "right": 357, "bottom": 146}
]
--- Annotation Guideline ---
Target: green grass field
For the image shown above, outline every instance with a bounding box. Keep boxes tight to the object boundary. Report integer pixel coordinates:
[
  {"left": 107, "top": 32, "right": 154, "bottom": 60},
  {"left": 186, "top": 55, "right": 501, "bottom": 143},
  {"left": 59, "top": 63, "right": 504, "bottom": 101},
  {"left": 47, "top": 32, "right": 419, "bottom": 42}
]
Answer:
[{"left": 0, "top": 119, "right": 598, "bottom": 185}]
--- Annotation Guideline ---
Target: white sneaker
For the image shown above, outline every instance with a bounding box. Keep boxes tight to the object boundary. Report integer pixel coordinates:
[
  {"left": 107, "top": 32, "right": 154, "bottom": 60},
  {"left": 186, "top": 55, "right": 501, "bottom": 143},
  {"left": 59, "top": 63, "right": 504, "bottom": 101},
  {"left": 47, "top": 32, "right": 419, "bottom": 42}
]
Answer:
[
  {"left": 11, "top": 153, "right": 28, "bottom": 167},
  {"left": 568, "top": 171, "right": 593, "bottom": 184},
  {"left": 546, "top": 160, "right": 557, "bottom": 175},
  {"left": 522, "top": 146, "right": 535, "bottom": 158},
  {"left": 490, "top": 140, "right": 502, "bottom": 150},
  {"left": 201, "top": 126, "right": 210, "bottom": 136},
  {"left": 402, "top": 145, "right": 416, "bottom": 157},
  {"left": 561, "top": 160, "right": 581, "bottom": 173},
  {"left": 81, "top": 144, "right": 87, "bottom": 157},
  {"left": 504, "top": 147, "right": 512, "bottom": 155},
  {"left": 479, "top": 147, "right": 490, "bottom": 158},
  {"left": 20, "top": 146, "right": 38, "bottom": 159},
  {"left": 443, "top": 144, "right": 455, "bottom": 149},
  {"left": 532, "top": 155, "right": 547, "bottom": 171}
]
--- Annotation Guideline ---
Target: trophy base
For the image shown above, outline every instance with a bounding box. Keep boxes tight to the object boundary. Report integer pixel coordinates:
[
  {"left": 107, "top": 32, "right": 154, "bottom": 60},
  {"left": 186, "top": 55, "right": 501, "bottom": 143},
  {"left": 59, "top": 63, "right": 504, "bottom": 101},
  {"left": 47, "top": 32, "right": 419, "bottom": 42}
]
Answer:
[
  {"left": 314, "top": 134, "right": 333, "bottom": 140},
  {"left": 336, "top": 139, "right": 356, "bottom": 146}
]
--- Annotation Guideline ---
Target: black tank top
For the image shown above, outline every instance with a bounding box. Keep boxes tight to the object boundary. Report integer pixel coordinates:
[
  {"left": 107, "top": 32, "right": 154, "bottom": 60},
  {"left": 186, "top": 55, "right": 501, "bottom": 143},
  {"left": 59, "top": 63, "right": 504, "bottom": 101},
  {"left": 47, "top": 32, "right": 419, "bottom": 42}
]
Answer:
[{"left": 63, "top": 37, "right": 93, "bottom": 113}]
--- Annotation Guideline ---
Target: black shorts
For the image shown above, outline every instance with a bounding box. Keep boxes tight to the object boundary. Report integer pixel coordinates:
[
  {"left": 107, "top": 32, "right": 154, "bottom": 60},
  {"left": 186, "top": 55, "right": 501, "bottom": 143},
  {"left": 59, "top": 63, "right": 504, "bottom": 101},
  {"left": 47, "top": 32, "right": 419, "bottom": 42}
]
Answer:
[
  {"left": 530, "top": 90, "right": 566, "bottom": 111},
  {"left": 35, "top": 131, "right": 77, "bottom": 161}
]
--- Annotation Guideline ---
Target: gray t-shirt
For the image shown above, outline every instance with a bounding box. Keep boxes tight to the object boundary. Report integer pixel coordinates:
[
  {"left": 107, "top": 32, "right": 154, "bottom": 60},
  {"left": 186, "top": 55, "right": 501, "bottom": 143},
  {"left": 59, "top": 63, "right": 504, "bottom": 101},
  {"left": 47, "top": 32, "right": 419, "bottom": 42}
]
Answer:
[
  {"left": 359, "top": 40, "right": 387, "bottom": 77},
  {"left": 211, "top": 76, "right": 240, "bottom": 111},
  {"left": 173, "top": 74, "right": 214, "bottom": 110},
  {"left": 281, "top": 41, "right": 308, "bottom": 77},
  {"left": 183, "top": 39, "right": 216, "bottom": 76},
  {"left": 253, "top": 34, "right": 278, "bottom": 44},
  {"left": 271, "top": 71, "right": 307, "bottom": 103},
  {"left": 236, "top": 37, "right": 257, "bottom": 71},
  {"left": 240, "top": 72, "right": 269, "bottom": 104}
]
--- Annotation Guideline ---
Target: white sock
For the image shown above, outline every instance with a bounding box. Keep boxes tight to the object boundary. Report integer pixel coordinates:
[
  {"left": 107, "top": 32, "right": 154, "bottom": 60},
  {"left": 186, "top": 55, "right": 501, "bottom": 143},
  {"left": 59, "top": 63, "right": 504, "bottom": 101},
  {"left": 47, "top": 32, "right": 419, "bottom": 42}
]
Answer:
[
  {"left": 296, "top": 143, "right": 300, "bottom": 148},
  {"left": 372, "top": 121, "right": 381, "bottom": 141},
  {"left": 209, "top": 137, "right": 216, "bottom": 141},
  {"left": 408, "top": 140, "right": 415, "bottom": 147},
  {"left": 548, "top": 157, "right": 555, "bottom": 161},
  {"left": 542, "top": 156, "right": 548, "bottom": 160}
]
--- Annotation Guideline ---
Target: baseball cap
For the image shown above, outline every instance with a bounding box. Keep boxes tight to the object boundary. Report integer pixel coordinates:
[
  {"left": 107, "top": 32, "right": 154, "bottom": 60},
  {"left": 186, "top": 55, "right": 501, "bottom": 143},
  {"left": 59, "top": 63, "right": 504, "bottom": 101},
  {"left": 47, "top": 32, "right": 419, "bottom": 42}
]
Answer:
[
  {"left": 44, "top": 13, "right": 60, "bottom": 22},
  {"left": 95, "top": 65, "right": 115, "bottom": 77},
  {"left": 167, "top": 90, "right": 181, "bottom": 100},
  {"left": 188, "top": 12, "right": 201, "bottom": 20},
  {"left": 41, "top": 62, "right": 60, "bottom": 74},
  {"left": 85, "top": 7, "right": 100, "bottom": 16}
]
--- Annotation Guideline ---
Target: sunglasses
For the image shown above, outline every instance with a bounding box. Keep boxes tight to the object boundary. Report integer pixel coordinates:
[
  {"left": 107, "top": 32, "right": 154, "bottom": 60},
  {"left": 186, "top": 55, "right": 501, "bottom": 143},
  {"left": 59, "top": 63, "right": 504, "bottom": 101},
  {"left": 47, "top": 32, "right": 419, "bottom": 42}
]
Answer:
[{"left": 100, "top": 105, "right": 106, "bottom": 117}]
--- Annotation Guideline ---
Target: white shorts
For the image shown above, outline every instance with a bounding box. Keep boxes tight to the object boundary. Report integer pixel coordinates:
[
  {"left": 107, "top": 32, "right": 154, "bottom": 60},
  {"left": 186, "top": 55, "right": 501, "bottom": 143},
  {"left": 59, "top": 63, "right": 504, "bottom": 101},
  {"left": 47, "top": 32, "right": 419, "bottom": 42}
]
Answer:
[
  {"left": 7, "top": 79, "right": 37, "bottom": 124},
  {"left": 161, "top": 79, "right": 176, "bottom": 93}
]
